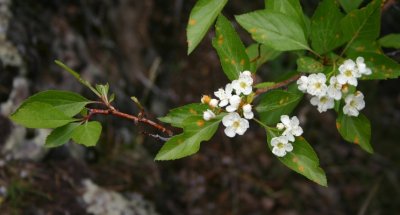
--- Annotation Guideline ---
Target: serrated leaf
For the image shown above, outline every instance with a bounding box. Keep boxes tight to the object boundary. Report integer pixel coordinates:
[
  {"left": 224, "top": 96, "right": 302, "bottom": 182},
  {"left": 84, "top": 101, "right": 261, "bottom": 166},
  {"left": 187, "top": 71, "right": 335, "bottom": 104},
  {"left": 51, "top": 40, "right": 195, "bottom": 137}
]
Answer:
[
  {"left": 338, "top": 0, "right": 363, "bottom": 13},
  {"left": 155, "top": 115, "right": 221, "bottom": 160},
  {"left": 266, "top": 128, "right": 327, "bottom": 186},
  {"left": 265, "top": 0, "right": 310, "bottom": 36},
  {"left": 10, "top": 102, "right": 76, "bottom": 128},
  {"left": 158, "top": 103, "right": 208, "bottom": 128},
  {"left": 310, "top": 0, "right": 346, "bottom": 54},
  {"left": 340, "top": 0, "right": 381, "bottom": 51},
  {"left": 246, "top": 44, "right": 281, "bottom": 72},
  {"left": 296, "top": 56, "right": 324, "bottom": 73},
  {"left": 45, "top": 123, "right": 80, "bottom": 148},
  {"left": 212, "top": 15, "right": 250, "bottom": 80},
  {"left": 345, "top": 39, "right": 383, "bottom": 57},
  {"left": 72, "top": 121, "right": 102, "bottom": 147},
  {"left": 379, "top": 34, "right": 400, "bottom": 49},
  {"left": 186, "top": 0, "right": 228, "bottom": 54},
  {"left": 256, "top": 89, "right": 303, "bottom": 125},
  {"left": 24, "top": 90, "right": 90, "bottom": 117},
  {"left": 336, "top": 113, "right": 372, "bottom": 153},
  {"left": 236, "top": 10, "right": 309, "bottom": 51},
  {"left": 357, "top": 53, "right": 400, "bottom": 80}
]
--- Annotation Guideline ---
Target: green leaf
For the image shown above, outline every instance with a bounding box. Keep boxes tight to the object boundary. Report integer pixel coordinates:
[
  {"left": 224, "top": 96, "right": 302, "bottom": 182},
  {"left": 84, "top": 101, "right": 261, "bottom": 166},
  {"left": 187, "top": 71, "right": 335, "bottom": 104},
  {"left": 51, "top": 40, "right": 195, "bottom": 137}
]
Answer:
[
  {"left": 158, "top": 103, "right": 208, "bottom": 128},
  {"left": 72, "top": 121, "right": 102, "bottom": 147},
  {"left": 256, "top": 89, "right": 303, "bottom": 125},
  {"left": 212, "top": 15, "right": 250, "bottom": 80},
  {"left": 45, "top": 123, "right": 80, "bottom": 148},
  {"left": 338, "top": 0, "right": 363, "bottom": 13},
  {"left": 296, "top": 56, "right": 324, "bottom": 73},
  {"left": 236, "top": 10, "right": 309, "bottom": 51},
  {"left": 340, "top": 0, "right": 381, "bottom": 51},
  {"left": 336, "top": 113, "right": 373, "bottom": 153},
  {"left": 345, "top": 39, "right": 383, "bottom": 57},
  {"left": 155, "top": 115, "right": 222, "bottom": 160},
  {"left": 357, "top": 53, "right": 400, "bottom": 80},
  {"left": 10, "top": 102, "right": 76, "bottom": 128},
  {"left": 246, "top": 44, "right": 281, "bottom": 72},
  {"left": 265, "top": 0, "right": 310, "bottom": 36},
  {"left": 24, "top": 90, "right": 90, "bottom": 117},
  {"left": 55, "top": 60, "right": 101, "bottom": 97},
  {"left": 310, "top": 0, "right": 346, "bottom": 54},
  {"left": 379, "top": 34, "right": 400, "bottom": 49},
  {"left": 254, "top": 82, "right": 275, "bottom": 89},
  {"left": 266, "top": 128, "right": 327, "bottom": 186},
  {"left": 186, "top": 0, "right": 228, "bottom": 54}
]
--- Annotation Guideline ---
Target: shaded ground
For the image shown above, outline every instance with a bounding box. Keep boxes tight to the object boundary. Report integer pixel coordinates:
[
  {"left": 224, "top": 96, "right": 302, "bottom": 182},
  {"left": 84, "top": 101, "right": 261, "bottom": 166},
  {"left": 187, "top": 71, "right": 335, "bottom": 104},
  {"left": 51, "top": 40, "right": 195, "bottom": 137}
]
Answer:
[{"left": 1, "top": 0, "right": 400, "bottom": 214}]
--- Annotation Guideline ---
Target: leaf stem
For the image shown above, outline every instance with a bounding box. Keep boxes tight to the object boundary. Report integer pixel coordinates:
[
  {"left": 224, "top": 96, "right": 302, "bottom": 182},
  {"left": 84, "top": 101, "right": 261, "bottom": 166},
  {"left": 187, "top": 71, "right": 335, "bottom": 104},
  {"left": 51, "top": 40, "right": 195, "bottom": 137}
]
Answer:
[
  {"left": 255, "top": 73, "right": 302, "bottom": 95},
  {"left": 307, "top": 48, "right": 323, "bottom": 59},
  {"left": 253, "top": 118, "right": 271, "bottom": 129}
]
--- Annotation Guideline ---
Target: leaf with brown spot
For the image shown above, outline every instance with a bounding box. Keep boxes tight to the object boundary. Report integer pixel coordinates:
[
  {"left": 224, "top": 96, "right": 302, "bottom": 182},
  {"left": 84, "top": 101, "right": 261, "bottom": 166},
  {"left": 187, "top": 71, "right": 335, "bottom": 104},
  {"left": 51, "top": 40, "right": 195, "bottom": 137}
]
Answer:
[
  {"left": 158, "top": 103, "right": 208, "bottom": 128},
  {"left": 337, "top": 113, "right": 373, "bottom": 153}
]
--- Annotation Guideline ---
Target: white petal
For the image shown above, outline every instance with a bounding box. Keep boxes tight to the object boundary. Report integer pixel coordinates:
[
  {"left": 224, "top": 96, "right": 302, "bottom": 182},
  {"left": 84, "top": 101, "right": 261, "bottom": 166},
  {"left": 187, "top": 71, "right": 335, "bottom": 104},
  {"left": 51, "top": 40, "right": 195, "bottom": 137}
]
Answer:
[
  {"left": 336, "top": 74, "right": 347, "bottom": 85},
  {"left": 290, "top": 116, "right": 299, "bottom": 126},
  {"left": 242, "top": 86, "right": 253, "bottom": 95},
  {"left": 280, "top": 115, "right": 291, "bottom": 126},
  {"left": 219, "top": 99, "right": 228, "bottom": 107},
  {"left": 222, "top": 113, "right": 235, "bottom": 126},
  {"left": 277, "top": 123, "right": 285, "bottom": 130},
  {"left": 271, "top": 137, "right": 279, "bottom": 147},
  {"left": 292, "top": 126, "right": 303, "bottom": 136},
  {"left": 272, "top": 147, "right": 286, "bottom": 157},
  {"left": 226, "top": 105, "right": 237, "bottom": 112},
  {"left": 209, "top": 99, "right": 218, "bottom": 107},
  {"left": 224, "top": 127, "right": 236, "bottom": 138},
  {"left": 310, "top": 96, "right": 319, "bottom": 106},
  {"left": 243, "top": 104, "right": 252, "bottom": 112},
  {"left": 244, "top": 111, "right": 254, "bottom": 119},
  {"left": 285, "top": 143, "right": 293, "bottom": 152}
]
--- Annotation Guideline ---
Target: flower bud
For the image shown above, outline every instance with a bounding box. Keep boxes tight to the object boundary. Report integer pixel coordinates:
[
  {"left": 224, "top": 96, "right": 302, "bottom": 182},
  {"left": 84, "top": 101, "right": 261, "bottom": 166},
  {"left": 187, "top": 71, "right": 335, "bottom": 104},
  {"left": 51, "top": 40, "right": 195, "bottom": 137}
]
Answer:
[{"left": 201, "top": 95, "right": 211, "bottom": 104}]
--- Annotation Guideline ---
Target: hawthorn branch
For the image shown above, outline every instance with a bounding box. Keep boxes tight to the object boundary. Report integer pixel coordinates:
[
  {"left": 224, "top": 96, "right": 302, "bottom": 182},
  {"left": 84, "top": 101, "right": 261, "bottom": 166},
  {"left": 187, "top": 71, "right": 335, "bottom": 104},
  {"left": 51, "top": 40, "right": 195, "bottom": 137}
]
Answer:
[
  {"left": 255, "top": 73, "right": 302, "bottom": 95},
  {"left": 86, "top": 108, "right": 173, "bottom": 137}
]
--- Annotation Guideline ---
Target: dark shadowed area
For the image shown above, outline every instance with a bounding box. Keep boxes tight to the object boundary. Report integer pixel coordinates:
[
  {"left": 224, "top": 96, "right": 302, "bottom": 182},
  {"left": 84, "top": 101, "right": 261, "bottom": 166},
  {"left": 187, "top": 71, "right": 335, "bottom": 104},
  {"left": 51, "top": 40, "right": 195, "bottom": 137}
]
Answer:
[{"left": 1, "top": 0, "right": 400, "bottom": 214}]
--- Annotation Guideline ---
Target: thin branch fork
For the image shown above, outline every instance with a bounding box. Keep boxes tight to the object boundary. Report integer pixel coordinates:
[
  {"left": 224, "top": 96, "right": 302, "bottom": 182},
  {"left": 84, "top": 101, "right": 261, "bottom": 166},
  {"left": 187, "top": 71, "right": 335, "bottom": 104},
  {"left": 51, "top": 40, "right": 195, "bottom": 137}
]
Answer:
[
  {"left": 255, "top": 73, "right": 302, "bottom": 95},
  {"left": 86, "top": 108, "right": 173, "bottom": 137}
]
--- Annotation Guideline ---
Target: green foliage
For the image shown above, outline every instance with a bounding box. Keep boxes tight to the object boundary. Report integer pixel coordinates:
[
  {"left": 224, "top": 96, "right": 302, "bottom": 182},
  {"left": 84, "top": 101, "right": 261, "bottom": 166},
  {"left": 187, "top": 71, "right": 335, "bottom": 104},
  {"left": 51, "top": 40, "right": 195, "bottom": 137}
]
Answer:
[
  {"left": 359, "top": 53, "right": 400, "bottom": 80},
  {"left": 10, "top": 102, "right": 76, "bottom": 128},
  {"left": 336, "top": 113, "right": 372, "bottom": 153},
  {"left": 266, "top": 128, "right": 327, "bottom": 186},
  {"left": 212, "top": 15, "right": 249, "bottom": 80},
  {"left": 338, "top": 0, "right": 364, "bottom": 13},
  {"left": 340, "top": 0, "right": 381, "bottom": 51},
  {"left": 155, "top": 115, "right": 223, "bottom": 160},
  {"left": 186, "top": 0, "right": 228, "bottom": 54},
  {"left": 310, "top": 0, "right": 345, "bottom": 54},
  {"left": 246, "top": 44, "right": 281, "bottom": 72},
  {"left": 256, "top": 89, "right": 303, "bottom": 125},
  {"left": 296, "top": 56, "right": 324, "bottom": 73},
  {"left": 158, "top": 103, "right": 208, "bottom": 128},
  {"left": 45, "top": 123, "right": 80, "bottom": 147},
  {"left": 265, "top": 0, "right": 310, "bottom": 36},
  {"left": 23, "top": 90, "right": 91, "bottom": 117},
  {"left": 236, "top": 10, "right": 309, "bottom": 51},
  {"left": 346, "top": 39, "right": 382, "bottom": 57},
  {"left": 379, "top": 34, "right": 400, "bottom": 49},
  {"left": 71, "top": 121, "right": 102, "bottom": 147}
]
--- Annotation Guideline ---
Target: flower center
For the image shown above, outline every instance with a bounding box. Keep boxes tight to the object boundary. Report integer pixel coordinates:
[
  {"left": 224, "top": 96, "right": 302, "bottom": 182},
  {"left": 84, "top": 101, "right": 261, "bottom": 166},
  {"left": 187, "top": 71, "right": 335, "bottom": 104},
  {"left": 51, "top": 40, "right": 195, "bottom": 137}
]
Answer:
[
  {"left": 344, "top": 70, "right": 352, "bottom": 77},
  {"left": 320, "top": 96, "right": 328, "bottom": 103},
  {"left": 350, "top": 100, "right": 356, "bottom": 107},
  {"left": 277, "top": 142, "right": 284, "bottom": 149},
  {"left": 232, "top": 121, "right": 240, "bottom": 128},
  {"left": 314, "top": 82, "right": 321, "bottom": 89},
  {"left": 240, "top": 82, "right": 247, "bottom": 88}
]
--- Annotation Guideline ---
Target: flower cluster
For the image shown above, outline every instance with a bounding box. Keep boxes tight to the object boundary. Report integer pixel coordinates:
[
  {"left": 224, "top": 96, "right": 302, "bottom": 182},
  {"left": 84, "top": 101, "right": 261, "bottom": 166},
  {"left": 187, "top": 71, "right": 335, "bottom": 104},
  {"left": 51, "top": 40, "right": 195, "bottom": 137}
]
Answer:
[
  {"left": 202, "top": 71, "right": 255, "bottom": 137},
  {"left": 271, "top": 115, "right": 303, "bottom": 157},
  {"left": 297, "top": 57, "right": 371, "bottom": 116}
]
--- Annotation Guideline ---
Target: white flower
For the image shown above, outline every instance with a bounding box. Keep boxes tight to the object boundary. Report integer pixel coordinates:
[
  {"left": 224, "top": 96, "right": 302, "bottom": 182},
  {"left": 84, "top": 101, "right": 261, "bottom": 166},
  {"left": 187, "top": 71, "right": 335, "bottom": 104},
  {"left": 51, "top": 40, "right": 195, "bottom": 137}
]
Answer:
[
  {"left": 337, "top": 59, "right": 360, "bottom": 86},
  {"left": 209, "top": 99, "right": 219, "bottom": 108},
  {"left": 271, "top": 136, "right": 293, "bottom": 157},
  {"left": 203, "top": 109, "right": 216, "bottom": 121},
  {"left": 306, "top": 73, "right": 328, "bottom": 96},
  {"left": 296, "top": 75, "right": 309, "bottom": 92},
  {"left": 356, "top": 57, "right": 372, "bottom": 76},
  {"left": 242, "top": 104, "right": 254, "bottom": 119},
  {"left": 327, "top": 76, "right": 343, "bottom": 100},
  {"left": 214, "top": 83, "right": 233, "bottom": 107},
  {"left": 222, "top": 112, "right": 249, "bottom": 138},
  {"left": 343, "top": 91, "right": 365, "bottom": 117},
  {"left": 226, "top": 95, "right": 241, "bottom": 112},
  {"left": 278, "top": 115, "right": 303, "bottom": 141},
  {"left": 310, "top": 95, "right": 335, "bottom": 113},
  {"left": 232, "top": 71, "right": 253, "bottom": 95}
]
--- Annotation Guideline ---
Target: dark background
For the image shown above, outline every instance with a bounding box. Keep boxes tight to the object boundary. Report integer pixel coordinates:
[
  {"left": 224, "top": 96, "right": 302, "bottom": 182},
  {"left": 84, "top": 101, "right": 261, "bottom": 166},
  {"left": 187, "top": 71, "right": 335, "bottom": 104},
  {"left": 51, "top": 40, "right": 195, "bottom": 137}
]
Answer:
[{"left": 1, "top": 0, "right": 400, "bottom": 214}]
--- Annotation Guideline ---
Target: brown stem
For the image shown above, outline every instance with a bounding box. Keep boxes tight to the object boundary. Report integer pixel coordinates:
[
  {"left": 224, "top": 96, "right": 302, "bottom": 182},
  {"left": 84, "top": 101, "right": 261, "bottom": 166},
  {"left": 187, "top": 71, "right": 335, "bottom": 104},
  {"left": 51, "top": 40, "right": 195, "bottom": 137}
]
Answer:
[
  {"left": 87, "top": 108, "right": 173, "bottom": 136},
  {"left": 255, "top": 73, "right": 302, "bottom": 95}
]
